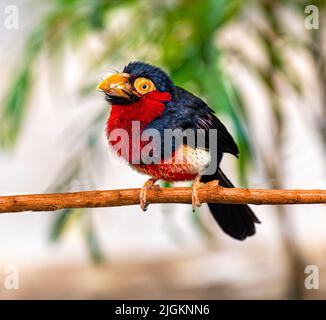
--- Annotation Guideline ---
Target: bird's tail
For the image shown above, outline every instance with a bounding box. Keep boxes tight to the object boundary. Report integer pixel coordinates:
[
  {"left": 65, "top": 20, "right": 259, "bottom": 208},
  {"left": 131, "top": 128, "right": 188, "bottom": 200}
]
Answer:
[{"left": 201, "top": 169, "right": 260, "bottom": 240}]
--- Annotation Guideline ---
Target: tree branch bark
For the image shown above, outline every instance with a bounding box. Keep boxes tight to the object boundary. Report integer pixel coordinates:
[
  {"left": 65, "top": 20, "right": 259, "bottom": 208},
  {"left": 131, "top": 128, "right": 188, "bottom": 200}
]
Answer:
[{"left": 0, "top": 183, "right": 325, "bottom": 214}]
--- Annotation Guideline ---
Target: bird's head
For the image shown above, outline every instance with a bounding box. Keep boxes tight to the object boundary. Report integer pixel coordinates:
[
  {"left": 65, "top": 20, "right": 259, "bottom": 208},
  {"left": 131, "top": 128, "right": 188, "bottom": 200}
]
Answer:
[{"left": 97, "top": 62, "right": 174, "bottom": 105}]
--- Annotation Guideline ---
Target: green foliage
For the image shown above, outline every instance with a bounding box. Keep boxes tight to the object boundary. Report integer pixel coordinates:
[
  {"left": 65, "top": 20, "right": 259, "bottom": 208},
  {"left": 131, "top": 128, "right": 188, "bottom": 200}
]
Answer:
[
  {"left": 50, "top": 208, "right": 104, "bottom": 264},
  {"left": 83, "top": 213, "right": 105, "bottom": 264},
  {"left": 49, "top": 208, "right": 84, "bottom": 241},
  {"left": 0, "top": 66, "right": 31, "bottom": 147}
]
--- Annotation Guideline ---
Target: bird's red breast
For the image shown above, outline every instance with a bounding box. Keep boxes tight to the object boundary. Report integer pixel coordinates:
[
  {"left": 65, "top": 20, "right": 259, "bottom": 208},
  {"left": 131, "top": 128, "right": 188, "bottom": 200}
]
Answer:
[
  {"left": 106, "top": 90, "right": 171, "bottom": 163},
  {"left": 133, "top": 145, "right": 204, "bottom": 182},
  {"left": 106, "top": 90, "right": 202, "bottom": 181}
]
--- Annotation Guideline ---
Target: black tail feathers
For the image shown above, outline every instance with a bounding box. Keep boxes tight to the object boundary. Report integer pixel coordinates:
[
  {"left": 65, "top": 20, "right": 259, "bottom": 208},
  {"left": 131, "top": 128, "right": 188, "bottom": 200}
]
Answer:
[{"left": 201, "top": 169, "right": 260, "bottom": 241}]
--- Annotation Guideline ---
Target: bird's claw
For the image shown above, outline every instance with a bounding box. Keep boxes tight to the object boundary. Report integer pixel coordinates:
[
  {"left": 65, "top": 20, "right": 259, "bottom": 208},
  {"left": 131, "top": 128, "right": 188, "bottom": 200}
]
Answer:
[
  {"left": 140, "top": 178, "right": 159, "bottom": 212},
  {"left": 192, "top": 176, "right": 205, "bottom": 212}
]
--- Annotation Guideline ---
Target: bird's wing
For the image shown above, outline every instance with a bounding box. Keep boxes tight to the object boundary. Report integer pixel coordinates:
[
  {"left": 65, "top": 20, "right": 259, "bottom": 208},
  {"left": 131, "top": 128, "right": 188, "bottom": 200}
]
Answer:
[
  {"left": 173, "top": 86, "right": 239, "bottom": 157},
  {"left": 142, "top": 86, "right": 239, "bottom": 164}
]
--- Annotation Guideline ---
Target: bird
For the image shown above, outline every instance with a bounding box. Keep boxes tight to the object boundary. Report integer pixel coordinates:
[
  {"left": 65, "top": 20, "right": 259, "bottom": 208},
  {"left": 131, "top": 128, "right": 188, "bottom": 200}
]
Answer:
[{"left": 97, "top": 61, "right": 260, "bottom": 240}]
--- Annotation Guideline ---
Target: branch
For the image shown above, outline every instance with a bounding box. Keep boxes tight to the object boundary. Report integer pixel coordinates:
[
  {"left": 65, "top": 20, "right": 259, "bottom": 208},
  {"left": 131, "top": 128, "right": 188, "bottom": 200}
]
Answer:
[{"left": 0, "top": 183, "right": 325, "bottom": 214}]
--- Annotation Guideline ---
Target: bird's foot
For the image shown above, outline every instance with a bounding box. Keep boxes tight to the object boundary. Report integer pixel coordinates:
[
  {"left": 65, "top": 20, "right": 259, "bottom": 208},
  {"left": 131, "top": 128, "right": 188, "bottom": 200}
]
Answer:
[
  {"left": 192, "top": 175, "right": 205, "bottom": 212},
  {"left": 140, "top": 178, "right": 159, "bottom": 212}
]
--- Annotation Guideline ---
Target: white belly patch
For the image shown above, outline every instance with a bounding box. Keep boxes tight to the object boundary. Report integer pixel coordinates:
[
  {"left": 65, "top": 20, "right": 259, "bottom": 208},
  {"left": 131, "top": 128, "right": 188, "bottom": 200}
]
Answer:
[{"left": 173, "top": 145, "right": 211, "bottom": 174}]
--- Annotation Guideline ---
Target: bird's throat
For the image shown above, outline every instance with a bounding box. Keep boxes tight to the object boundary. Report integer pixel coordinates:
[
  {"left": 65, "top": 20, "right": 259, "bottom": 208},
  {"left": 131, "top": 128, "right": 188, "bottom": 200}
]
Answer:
[
  {"left": 106, "top": 91, "right": 171, "bottom": 134},
  {"left": 106, "top": 91, "right": 171, "bottom": 162}
]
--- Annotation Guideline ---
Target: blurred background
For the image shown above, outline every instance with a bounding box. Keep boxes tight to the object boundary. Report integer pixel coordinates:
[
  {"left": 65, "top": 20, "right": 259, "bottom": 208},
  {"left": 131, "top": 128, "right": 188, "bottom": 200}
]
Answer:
[{"left": 0, "top": 0, "right": 325, "bottom": 299}]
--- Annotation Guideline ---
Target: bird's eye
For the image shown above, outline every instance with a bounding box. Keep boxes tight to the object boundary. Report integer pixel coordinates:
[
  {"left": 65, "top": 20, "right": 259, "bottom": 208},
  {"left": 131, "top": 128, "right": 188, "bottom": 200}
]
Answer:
[{"left": 134, "top": 77, "right": 156, "bottom": 95}]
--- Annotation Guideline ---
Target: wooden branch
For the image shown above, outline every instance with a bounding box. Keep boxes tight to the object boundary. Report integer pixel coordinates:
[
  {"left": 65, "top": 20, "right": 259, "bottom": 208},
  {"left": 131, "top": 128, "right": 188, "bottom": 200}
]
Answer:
[{"left": 0, "top": 183, "right": 325, "bottom": 214}]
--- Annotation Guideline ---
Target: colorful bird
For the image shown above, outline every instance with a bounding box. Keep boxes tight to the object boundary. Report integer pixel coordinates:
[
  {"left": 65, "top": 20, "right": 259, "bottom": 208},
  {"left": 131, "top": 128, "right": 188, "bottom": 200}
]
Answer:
[{"left": 98, "top": 62, "right": 260, "bottom": 240}]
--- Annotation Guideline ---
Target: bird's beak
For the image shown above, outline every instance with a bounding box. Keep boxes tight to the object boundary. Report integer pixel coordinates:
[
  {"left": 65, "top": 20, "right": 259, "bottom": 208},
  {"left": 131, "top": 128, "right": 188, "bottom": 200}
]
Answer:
[{"left": 97, "top": 73, "right": 133, "bottom": 98}]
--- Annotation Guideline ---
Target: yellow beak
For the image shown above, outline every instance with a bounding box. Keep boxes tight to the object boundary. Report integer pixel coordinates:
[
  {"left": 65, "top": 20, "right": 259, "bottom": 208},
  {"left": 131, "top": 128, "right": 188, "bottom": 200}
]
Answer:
[{"left": 97, "top": 73, "right": 132, "bottom": 98}]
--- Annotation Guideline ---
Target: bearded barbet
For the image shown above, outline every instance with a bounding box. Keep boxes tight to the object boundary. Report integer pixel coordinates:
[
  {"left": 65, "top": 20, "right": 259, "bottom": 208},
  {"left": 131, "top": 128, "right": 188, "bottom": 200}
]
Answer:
[{"left": 98, "top": 62, "right": 260, "bottom": 240}]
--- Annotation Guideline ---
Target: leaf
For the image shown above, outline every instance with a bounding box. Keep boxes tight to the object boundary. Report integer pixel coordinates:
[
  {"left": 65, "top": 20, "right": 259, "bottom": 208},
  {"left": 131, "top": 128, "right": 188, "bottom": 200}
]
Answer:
[
  {"left": 0, "top": 25, "right": 45, "bottom": 148},
  {"left": 83, "top": 214, "right": 105, "bottom": 264},
  {"left": 49, "top": 208, "right": 84, "bottom": 242},
  {"left": 0, "top": 68, "right": 31, "bottom": 148}
]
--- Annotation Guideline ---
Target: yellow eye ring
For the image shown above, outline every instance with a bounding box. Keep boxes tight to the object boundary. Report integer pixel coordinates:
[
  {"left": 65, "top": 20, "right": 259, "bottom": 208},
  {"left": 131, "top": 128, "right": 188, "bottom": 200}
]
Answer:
[{"left": 134, "top": 77, "right": 156, "bottom": 95}]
